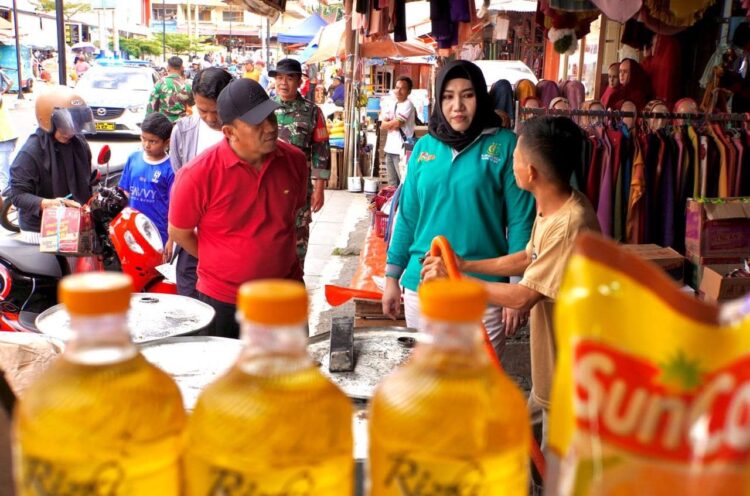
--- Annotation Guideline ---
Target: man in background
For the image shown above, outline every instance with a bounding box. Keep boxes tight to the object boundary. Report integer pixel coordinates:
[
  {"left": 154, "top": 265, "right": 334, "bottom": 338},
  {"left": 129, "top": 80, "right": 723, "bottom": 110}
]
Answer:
[
  {"left": 147, "top": 56, "right": 194, "bottom": 123},
  {"left": 243, "top": 59, "right": 260, "bottom": 81},
  {"left": 169, "top": 79, "right": 308, "bottom": 338},
  {"left": 271, "top": 58, "right": 330, "bottom": 273},
  {"left": 379, "top": 76, "right": 415, "bottom": 187},
  {"left": 329, "top": 76, "right": 345, "bottom": 106},
  {"left": 169, "top": 68, "right": 234, "bottom": 298}
]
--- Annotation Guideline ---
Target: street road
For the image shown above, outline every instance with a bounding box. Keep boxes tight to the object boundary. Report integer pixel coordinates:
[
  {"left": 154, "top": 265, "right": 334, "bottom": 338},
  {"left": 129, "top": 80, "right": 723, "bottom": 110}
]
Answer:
[{"left": 8, "top": 97, "right": 141, "bottom": 170}]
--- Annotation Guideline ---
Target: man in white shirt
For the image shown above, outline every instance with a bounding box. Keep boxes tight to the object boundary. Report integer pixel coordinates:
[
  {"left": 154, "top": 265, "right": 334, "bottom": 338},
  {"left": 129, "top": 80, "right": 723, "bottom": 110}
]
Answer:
[
  {"left": 169, "top": 67, "right": 233, "bottom": 298},
  {"left": 380, "top": 76, "right": 415, "bottom": 187}
]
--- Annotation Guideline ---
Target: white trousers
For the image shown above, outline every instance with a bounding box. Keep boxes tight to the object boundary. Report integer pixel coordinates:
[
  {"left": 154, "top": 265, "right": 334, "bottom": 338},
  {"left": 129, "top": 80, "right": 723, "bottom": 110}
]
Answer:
[{"left": 403, "top": 288, "right": 506, "bottom": 359}]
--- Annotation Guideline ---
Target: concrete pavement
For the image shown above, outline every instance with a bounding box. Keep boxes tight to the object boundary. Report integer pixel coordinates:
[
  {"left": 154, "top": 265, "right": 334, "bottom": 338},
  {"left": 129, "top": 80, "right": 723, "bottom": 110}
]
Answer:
[{"left": 305, "top": 190, "right": 370, "bottom": 335}]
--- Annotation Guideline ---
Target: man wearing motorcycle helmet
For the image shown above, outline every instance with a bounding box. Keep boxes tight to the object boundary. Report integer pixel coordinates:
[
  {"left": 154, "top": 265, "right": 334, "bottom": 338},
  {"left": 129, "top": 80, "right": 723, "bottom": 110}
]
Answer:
[{"left": 7, "top": 85, "right": 94, "bottom": 241}]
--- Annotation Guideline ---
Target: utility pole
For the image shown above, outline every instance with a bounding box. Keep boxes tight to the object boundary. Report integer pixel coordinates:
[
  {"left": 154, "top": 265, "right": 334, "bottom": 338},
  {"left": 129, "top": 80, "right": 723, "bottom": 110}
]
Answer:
[
  {"left": 55, "top": 0, "right": 66, "bottom": 85},
  {"left": 11, "top": 0, "right": 24, "bottom": 100},
  {"left": 186, "top": 0, "right": 191, "bottom": 41},
  {"left": 162, "top": 0, "right": 166, "bottom": 61},
  {"left": 343, "top": 0, "right": 355, "bottom": 179},
  {"left": 266, "top": 17, "right": 270, "bottom": 65},
  {"left": 98, "top": 9, "right": 106, "bottom": 51},
  {"left": 112, "top": 4, "right": 119, "bottom": 53}
]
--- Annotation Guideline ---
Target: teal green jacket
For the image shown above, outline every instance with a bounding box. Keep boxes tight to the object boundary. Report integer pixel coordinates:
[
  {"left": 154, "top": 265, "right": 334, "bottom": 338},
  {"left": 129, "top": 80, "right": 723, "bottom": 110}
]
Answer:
[{"left": 386, "top": 129, "right": 535, "bottom": 291}]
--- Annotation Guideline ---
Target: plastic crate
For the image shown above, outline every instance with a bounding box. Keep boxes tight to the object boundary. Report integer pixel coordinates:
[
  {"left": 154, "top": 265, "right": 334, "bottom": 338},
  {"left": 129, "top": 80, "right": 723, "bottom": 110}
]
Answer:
[{"left": 374, "top": 211, "right": 389, "bottom": 238}]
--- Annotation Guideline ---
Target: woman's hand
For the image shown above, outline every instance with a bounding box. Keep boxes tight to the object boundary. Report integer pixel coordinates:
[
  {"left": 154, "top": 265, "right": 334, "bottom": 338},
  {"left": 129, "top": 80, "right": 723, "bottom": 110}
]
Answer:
[
  {"left": 502, "top": 307, "right": 528, "bottom": 337},
  {"left": 40, "top": 197, "right": 81, "bottom": 210},
  {"left": 420, "top": 255, "right": 450, "bottom": 282},
  {"left": 382, "top": 277, "right": 402, "bottom": 320}
]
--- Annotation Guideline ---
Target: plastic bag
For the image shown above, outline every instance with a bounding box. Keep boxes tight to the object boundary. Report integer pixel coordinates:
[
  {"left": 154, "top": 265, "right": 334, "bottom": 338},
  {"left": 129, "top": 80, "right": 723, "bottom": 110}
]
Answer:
[{"left": 548, "top": 233, "right": 750, "bottom": 496}]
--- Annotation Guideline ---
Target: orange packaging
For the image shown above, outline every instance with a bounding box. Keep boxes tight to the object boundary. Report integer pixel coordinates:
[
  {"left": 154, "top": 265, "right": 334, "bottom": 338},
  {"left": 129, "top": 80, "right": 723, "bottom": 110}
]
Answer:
[{"left": 548, "top": 233, "right": 750, "bottom": 496}]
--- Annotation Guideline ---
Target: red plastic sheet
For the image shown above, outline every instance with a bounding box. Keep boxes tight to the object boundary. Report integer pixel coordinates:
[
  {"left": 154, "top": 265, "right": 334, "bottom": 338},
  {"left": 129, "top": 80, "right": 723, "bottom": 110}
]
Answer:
[{"left": 350, "top": 223, "right": 387, "bottom": 293}]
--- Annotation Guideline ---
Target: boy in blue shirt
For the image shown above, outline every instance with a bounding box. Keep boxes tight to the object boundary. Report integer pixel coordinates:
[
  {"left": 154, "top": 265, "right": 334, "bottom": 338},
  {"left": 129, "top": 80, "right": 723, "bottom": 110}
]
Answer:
[{"left": 119, "top": 112, "right": 175, "bottom": 261}]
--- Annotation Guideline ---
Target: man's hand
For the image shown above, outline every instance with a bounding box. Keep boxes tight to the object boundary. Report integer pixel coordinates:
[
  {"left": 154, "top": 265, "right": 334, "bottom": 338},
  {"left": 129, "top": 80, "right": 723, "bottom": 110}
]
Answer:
[
  {"left": 311, "top": 180, "right": 325, "bottom": 213},
  {"left": 381, "top": 119, "right": 401, "bottom": 131},
  {"left": 163, "top": 236, "right": 175, "bottom": 263},
  {"left": 382, "top": 277, "right": 402, "bottom": 320},
  {"left": 502, "top": 307, "right": 528, "bottom": 337},
  {"left": 168, "top": 224, "right": 199, "bottom": 258},
  {"left": 40, "top": 198, "right": 81, "bottom": 210}
]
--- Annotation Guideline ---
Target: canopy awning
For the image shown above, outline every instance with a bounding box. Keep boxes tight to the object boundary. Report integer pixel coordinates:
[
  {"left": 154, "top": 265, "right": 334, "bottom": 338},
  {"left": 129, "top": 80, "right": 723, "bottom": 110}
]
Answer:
[
  {"left": 304, "top": 20, "right": 345, "bottom": 64},
  {"left": 360, "top": 37, "right": 435, "bottom": 58},
  {"left": 278, "top": 13, "right": 328, "bottom": 44},
  {"left": 224, "top": 0, "right": 284, "bottom": 23},
  {"left": 306, "top": 22, "right": 435, "bottom": 64},
  {"left": 488, "top": 0, "right": 537, "bottom": 12}
]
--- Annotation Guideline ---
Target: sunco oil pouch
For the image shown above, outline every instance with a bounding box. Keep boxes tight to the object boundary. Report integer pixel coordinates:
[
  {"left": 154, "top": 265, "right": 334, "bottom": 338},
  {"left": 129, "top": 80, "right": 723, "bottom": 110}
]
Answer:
[{"left": 547, "top": 233, "right": 750, "bottom": 496}]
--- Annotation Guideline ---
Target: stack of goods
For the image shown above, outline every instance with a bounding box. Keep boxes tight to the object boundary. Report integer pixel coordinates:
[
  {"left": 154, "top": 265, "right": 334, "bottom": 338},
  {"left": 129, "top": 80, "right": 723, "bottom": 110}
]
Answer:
[{"left": 328, "top": 117, "right": 345, "bottom": 149}]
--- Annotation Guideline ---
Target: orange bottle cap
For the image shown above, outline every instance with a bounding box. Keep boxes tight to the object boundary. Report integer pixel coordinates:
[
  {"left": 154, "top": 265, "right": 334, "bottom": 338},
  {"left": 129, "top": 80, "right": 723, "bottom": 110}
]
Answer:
[
  {"left": 418, "top": 279, "right": 487, "bottom": 322},
  {"left": 59, "top": 272, "right": 133, "bottom": 316},
  {"left": 238, "top": 279, "right": 308, "bottom": 325}
]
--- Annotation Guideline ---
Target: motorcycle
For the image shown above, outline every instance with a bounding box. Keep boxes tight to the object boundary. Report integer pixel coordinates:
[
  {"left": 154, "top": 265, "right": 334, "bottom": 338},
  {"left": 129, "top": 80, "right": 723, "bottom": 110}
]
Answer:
[
  {"left": 0, "top": 152, "right": 125, "bottom": 234},
  {"left": 0, "top": 145, "right": 176, "bottom": 332}
]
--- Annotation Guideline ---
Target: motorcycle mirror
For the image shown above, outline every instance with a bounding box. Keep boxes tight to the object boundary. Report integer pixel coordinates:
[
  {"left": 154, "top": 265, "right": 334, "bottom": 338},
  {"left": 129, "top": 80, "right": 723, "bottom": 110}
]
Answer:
[{"left": 97, "top": 145, "right": 111, "bottom": 166}]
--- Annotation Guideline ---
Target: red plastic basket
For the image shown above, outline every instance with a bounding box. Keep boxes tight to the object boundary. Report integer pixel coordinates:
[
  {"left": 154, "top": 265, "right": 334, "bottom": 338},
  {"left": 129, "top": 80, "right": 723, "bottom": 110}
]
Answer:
[{"left": 374, "top": 211, "right": 389, "bottom": 238}]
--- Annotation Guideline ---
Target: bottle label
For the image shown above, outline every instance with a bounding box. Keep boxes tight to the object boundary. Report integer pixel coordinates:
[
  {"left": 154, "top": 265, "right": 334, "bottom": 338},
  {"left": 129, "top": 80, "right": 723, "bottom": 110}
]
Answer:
[
  {"left": 17, "top": 454, "right": 181, "bottom": 495},
  {"left": 185, "top": 454, "right": 353, "bottom": 496},
  {"left": 369, "top": 448, "right": 528, "bottom": 495}
]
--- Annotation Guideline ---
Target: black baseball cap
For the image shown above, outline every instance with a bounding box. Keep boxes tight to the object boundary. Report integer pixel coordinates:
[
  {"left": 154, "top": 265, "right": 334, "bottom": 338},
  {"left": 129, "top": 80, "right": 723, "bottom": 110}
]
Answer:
[
  {"left": 217, "top": 78, "right": 279, "bottom": 126},
  {"left": 268, "top": 58, "right": 302, "bottom": 77}
]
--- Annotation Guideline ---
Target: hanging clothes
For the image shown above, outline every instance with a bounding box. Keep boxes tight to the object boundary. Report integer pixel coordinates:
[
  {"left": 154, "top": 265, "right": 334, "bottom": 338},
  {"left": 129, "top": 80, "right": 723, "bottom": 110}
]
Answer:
[
  {"left": 516, "top": 79, "right": 537, "bottom": 104},
  {"left": 489, "top": 79, "right": 514, "bottom": 118},
  {"left": 596, "top": 126, "right": 614, "bottom": 236},
  {"left": 627, "top": 135, "right": 647, "bottom": 244},
  {"left": 641, "top": 35, "right": 682, "bottom": 108},
  {"left": 536, "top": 80, "right": 560, "bottom": 108},
  {"left": 520, "top": 106, "right": 750, "bottom": 253},
  {"left": 560, "top": 80, "right": 585, "bottom": 110}
]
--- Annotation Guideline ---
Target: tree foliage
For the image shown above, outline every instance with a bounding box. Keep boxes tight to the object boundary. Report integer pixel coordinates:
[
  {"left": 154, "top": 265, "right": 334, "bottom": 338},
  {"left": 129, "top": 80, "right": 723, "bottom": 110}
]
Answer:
[
  {"left": 31, "top": 0, "right": 91, "bottom": 22},
  {"left": 163, "top": 34, "right": 204, "bottom": 55},
  {"left": 119, "top": 37, "right": 163, "bottom": 58}
]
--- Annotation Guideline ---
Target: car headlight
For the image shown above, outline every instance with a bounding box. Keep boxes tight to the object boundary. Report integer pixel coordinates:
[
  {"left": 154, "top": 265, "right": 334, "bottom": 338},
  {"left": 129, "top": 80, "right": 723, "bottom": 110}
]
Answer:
[
  {"left": 128, "top": 104, "right": 145, "bottom": 113},
  {"left": 134, "top": 213, "right": 164, "bottom": 252}
]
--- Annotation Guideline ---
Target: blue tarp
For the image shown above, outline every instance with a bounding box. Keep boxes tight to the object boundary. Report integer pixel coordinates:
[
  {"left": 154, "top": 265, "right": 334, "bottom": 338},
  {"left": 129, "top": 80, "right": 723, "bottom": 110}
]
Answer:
[
  {"left": 297, "top": 42, "right": 318, "bottom": 62},
  {"left": 278, "top": 13, "right": 327, "bottom": 44}
]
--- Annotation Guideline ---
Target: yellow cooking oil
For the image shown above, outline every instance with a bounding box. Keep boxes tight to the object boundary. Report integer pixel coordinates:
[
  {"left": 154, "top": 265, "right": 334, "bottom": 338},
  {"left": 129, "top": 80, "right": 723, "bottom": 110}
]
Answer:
[
  {"left": 13, "top": 272, "right": 186, "bottom": 495},
  {"left": 184, "top": 279, "right": 353, "bottom": 495},
  {"left": 369, "top": 279, "right": 530, "bottom": 495}
]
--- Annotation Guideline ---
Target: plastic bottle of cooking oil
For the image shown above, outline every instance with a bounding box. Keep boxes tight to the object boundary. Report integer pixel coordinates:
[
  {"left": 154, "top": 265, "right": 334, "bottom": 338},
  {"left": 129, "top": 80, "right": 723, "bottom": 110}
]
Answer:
[
  {"left": 369, "top": 279, "right": 530, "bottom": 495},
  {"left": 184, "top": 279, "right": 353, "bottom": 495},
  {"left": 13, "top": 272, "right": 186, "bottom": 495}
]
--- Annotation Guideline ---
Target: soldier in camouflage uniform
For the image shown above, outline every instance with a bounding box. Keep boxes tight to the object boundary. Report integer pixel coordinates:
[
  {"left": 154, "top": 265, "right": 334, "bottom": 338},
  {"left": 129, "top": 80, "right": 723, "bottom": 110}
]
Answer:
[
  {"left": 270, "top": 58, "right": 330, "bottom": 271},
  {"left": 147, "top": 56, "right": 194, "bottom": 123}
]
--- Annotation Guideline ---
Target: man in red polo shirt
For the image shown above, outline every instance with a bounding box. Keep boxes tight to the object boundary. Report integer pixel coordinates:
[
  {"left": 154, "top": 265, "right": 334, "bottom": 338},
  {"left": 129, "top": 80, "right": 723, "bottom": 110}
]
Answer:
[{"left": 168, "top": 78, "right": 308, "bottom": 338}]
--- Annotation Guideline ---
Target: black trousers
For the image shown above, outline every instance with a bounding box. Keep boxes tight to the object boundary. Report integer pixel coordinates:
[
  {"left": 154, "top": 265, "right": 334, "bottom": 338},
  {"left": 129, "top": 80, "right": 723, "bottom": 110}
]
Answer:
[
  {"left": 175, "top": 247, "right": 199, "bottom": 299},
  {"left": 197, "top": 292, "right": 240, "bottom": 339}
]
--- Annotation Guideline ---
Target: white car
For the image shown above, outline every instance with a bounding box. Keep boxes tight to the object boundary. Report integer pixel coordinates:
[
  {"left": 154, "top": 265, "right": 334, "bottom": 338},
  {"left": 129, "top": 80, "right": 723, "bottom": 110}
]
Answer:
[
  {"left": 76, "top": 64, "right": 158, "bottom": 136},
  {"left": 473, "top": 60, "right": 539, "bottom": 89}
]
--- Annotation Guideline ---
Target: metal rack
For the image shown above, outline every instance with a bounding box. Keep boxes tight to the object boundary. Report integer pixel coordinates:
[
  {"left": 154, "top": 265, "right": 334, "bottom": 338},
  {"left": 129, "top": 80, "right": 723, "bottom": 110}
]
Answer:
[{"left": 516, "top": 106, "right": 750, "bottom": 122}]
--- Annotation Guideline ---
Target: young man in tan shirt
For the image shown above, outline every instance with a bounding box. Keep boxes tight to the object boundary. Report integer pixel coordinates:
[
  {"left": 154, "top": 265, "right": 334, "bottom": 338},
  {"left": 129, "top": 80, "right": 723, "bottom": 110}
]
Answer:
[{"left": 422, "top": 116, "right": 601, "bottom": 442}]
